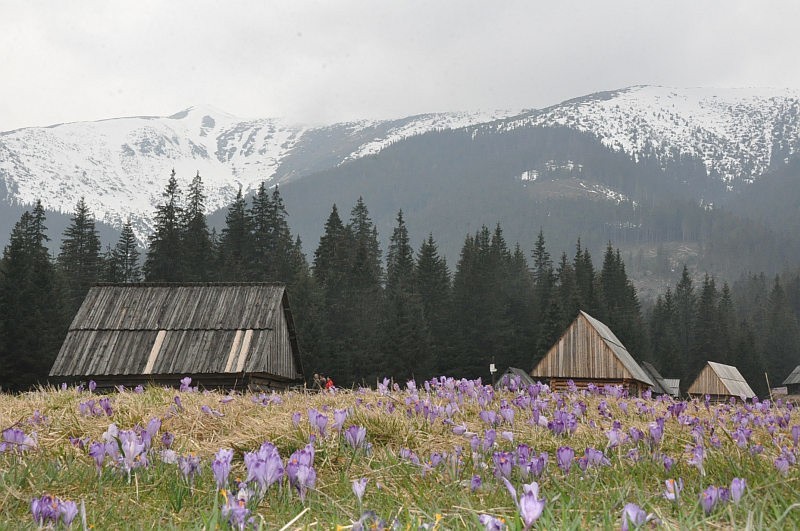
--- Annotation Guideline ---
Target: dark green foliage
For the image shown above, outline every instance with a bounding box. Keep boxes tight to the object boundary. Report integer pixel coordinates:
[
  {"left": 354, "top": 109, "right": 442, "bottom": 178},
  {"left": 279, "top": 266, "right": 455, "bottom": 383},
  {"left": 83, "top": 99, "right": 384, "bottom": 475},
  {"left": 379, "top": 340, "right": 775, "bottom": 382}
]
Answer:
[
  {"left": 57, "top": 198, "right": 101, "bottom": 315},
  {"left": 380, "top": 211, "right": 430, "bottom": 382},
  {"left": 217, "top": 187, "right": 252, "bottom": 281},
  {"left": 144, "top": 170, "right": 184, "bottom": 281},
  {"left": 104, "top": 221, "right": 141, "bottom": 283},
  {"left": 415, "top": 234, "right": 453, "bottom": 375},
  {"left": 0, "top": 202, "right": 65, "bottom": 390},
  {"left": 182, "top": 172, "right": 215, "bottom": 282}
]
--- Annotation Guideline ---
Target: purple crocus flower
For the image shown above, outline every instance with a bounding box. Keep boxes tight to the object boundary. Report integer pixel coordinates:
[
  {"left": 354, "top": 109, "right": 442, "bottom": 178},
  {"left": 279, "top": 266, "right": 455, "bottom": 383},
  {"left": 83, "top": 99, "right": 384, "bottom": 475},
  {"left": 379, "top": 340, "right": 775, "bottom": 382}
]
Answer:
[
  {"left": 134, "top": 384, "right": 145, "bottom": 393},
  {"left": 620, "top": 503, "right": 651, "bottom": 531},
  {"left": 221, "top": 490, "right": 251, "bottom": 531},
  {"left": 89, "top": 441, "right": 105, "bottom": 472},
  {"left": 31, "top": 495, "right": 60, "bottom": 526},
  {"left": 345, "top": 425, "right": 367, "bottom": 449},
  {"left": 178, "top": 453, "right": 201, "bottom": 486},
  {"left": 161, "top": 431, "right": 175, "bottom": 448},
  {"left": 212, "top": 448, "right": 234, "bottom": 489},
  {"left": 59, "top": 499, "right": 79, "bottom": 527},
  {"left": 556, "top": 446, "right": 574, "bottom": 474},
  {"left": 478, "top": 514, "right": 506, "bottom": 530},
  {"left": 688, "top": 445, "right": 706, "bottom": 475},
  {"left": 662, "top": 454, "right": 675, "bottom": 472},
  {"left": 663, "top": 478, "right": 683, "bottom": 501},
  {"left": 352, "top": 477, "right": 368, "bottom": 504},
  {"left": 88, "top": 380, "right": 97, "bottom": 393},
  {"left": 775, "top": 456, "right": 791, "bottom": 475},
  {"left": 293, "top": 464, "right": 316, "bottom": 502},
  {"left": 471, "top": 475, "right": 483, "bottom": 492},
  {"left": 179, "top": 377, "right": 192, "bottom": 392},
  {"left": 700, "top": 486, "right": 719, "bottom": 514},
  {"left": 502, "top": 478, "right": 545, "bottom": 530},
  {"left": 333, "top": 409, "right": 348, "bottom": 432},
  {"left": 730, "top": 477, "right": 746, "bottom": 503},
  {"left": 493, "top": 451, "right": 514, "bottom": 479}
]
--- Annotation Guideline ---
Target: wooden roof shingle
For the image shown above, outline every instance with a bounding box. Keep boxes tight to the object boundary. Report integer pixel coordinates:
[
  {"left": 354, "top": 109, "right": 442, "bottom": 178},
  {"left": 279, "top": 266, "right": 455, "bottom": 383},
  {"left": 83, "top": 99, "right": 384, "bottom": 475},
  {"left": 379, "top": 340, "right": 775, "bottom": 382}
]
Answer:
[{"left": 49, "top": 283, "right": 303, "bottom": 383}]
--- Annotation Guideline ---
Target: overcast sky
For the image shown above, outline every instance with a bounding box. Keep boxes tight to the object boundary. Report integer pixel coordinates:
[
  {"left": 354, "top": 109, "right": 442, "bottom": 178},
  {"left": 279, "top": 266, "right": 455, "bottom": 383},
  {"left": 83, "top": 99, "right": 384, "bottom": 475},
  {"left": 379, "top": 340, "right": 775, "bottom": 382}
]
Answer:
[{"left": 2, "top": 1, "right": 799, "bottom": 131}]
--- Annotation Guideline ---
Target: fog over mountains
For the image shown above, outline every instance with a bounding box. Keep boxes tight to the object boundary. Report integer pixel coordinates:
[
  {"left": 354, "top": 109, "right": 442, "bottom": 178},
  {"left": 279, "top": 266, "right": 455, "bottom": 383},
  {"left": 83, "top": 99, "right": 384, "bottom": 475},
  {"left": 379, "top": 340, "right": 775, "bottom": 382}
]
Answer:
[{"left": 2, "top": 85, "right": 799, "bottom": 286}]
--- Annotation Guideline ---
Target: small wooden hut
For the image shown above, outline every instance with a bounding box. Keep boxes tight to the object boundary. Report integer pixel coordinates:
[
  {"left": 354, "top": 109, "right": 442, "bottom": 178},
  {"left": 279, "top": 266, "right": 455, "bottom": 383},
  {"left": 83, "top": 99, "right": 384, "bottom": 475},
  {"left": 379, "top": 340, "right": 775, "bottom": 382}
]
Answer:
[
  {"left": 782, "top": 366, "right": 800, "bottom": 395},
  {"left": 500, "top": 367, "right": 537, "bottom": 388},
  {"left": 49, "top": 283, "right": 304, "bottom": 390},
  {"left": 641, "top": 361, "right": 680, "bottom": 397},
  {"left": 687, "top": 361, "right": 756, "bottom": 400},
  {"left": 530, "top": 311, "right": 654, "bottom": 395}
]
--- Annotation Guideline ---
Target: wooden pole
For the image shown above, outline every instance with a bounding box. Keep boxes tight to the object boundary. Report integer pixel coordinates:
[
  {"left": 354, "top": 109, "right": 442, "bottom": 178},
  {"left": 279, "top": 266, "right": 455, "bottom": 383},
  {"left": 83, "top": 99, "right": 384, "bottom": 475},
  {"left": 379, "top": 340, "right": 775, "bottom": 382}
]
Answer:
[{"left": 765, "top": 372, "right": 773, "bottom": 401}]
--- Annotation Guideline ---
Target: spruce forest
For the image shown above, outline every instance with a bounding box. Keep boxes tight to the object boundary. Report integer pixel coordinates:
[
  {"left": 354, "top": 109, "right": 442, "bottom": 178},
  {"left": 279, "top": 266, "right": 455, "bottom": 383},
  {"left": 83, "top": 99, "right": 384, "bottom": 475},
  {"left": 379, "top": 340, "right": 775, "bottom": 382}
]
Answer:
[{"left": 1, "top": 171, "right": 799, "bottom": 395}]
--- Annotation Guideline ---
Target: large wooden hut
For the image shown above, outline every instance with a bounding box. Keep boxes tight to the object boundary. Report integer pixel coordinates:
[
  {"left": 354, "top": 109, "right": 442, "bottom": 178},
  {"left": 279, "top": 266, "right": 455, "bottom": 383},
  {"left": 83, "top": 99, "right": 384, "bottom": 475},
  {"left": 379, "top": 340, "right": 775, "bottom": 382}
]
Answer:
[
  {"left": 687, "top": 361, "right": 756, "bottom": 400},
  {"left": 49, "top": 283, "right": 304, "bottom": 390},
  {"left": 530, "top": 311, "right": 654, "bottom": 395},
  {"left": 782, "top": 366, "right": 800, "bottom": 395}
]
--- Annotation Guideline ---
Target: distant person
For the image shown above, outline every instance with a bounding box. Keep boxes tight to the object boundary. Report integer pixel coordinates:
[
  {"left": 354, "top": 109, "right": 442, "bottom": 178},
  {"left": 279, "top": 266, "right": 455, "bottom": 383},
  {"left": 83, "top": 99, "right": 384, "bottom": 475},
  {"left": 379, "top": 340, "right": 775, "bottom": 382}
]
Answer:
[{"left": 325, "top": 377, "right": 334, "bottom": 391}]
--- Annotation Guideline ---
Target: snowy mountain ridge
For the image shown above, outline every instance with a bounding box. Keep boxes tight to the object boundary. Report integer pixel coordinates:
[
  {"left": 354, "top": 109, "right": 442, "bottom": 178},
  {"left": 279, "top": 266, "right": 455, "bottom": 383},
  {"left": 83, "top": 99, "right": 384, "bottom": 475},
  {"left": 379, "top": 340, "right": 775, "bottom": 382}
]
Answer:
[
  {"left": 2, "top": 85, "right": 799, "bottom": 244},
  {"left": 484, "top": 85, "right": 800, "bottom": 188},
  {"left": 0, "top": 106, "right": 516, "bottom": 240}
]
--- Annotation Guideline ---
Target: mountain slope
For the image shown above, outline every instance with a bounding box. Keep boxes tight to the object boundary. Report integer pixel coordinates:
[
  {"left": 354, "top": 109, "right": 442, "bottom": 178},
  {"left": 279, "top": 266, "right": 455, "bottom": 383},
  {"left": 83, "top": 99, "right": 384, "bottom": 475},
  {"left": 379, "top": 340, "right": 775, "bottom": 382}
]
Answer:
[{"left": 0, "top": 106, "right": 517, "bottom": 240}]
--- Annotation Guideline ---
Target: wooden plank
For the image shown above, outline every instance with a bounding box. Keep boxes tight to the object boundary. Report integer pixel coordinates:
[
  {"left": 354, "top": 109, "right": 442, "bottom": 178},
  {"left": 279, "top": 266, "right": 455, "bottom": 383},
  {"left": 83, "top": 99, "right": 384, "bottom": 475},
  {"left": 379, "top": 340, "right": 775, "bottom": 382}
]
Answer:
[{"left": 143, "top": 330, "right": 167, "bottom": 374}]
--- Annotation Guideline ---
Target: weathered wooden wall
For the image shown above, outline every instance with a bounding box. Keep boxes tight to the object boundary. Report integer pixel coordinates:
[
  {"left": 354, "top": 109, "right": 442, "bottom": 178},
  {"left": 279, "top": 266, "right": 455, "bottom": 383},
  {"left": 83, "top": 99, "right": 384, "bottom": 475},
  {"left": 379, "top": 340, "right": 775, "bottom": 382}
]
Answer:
[
  {"left": 531, "top": 314, "right": 631, "bottom": 380},
  {"left": 687, "top": 365, "right": 727, "bottom": 396}
]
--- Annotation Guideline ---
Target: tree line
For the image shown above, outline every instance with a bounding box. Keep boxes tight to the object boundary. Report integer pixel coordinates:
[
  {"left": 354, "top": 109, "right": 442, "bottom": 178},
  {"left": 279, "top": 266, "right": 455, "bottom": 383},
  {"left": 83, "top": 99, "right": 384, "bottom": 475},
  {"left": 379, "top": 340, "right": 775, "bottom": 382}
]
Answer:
[{"left": 1, "top": 171, "right": 799, "bottom": 394}]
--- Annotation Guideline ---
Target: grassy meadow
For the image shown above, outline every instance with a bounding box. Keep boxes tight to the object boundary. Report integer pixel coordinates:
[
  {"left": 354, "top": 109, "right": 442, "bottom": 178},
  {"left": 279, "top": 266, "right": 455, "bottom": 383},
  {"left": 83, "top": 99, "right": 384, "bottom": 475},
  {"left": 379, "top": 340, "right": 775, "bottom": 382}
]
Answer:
[{"left": 2, "top": 377, "right": 800, "bottom": 529}]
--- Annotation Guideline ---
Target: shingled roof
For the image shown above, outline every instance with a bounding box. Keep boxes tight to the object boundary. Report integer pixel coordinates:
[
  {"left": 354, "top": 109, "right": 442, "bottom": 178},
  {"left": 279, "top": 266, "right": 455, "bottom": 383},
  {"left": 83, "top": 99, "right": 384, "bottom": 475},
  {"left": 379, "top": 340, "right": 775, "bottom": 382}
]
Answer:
[
  {"left": 687, "top": 361, "right": 755, "bottom": 399},
  {"left": 49, "top": 283, "right": 303, "bottom": 388},
  {"left": 531, "top": 311, "right": 654, "bottom": 388}
]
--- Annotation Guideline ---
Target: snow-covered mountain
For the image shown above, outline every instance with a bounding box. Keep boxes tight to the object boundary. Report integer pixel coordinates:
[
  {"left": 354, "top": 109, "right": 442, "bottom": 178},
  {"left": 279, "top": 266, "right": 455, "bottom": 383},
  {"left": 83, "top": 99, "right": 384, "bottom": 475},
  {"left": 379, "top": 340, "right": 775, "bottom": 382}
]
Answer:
[
  {"left": 483, "top": 85, "right": 800, "bottom": 188},
  {"left": 2, "top": 85, "right": 800, "bottom": 245},
  {"left": 0, "top": 106, "right": 517, "bottom": 240}
]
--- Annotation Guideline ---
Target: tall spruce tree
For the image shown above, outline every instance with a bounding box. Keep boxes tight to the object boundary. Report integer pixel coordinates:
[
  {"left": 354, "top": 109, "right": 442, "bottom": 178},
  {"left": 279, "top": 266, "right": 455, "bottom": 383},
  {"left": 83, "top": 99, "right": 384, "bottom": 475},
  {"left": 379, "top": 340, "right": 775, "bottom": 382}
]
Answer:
[
  {"left": 415, "top": 233, "right": 452, "bottom": 375},
  {"left": 182, "top": 172, "right": 214, "bottom": 281},
  {"left": 345, "top": 198, "right": 383, "bottom": 383},
  {"left": 381, "top": 211, "right": 429, "bottom": 381},
  {"left": 674, "top": 265, "right": 697, "bottom": 386},
  {"left": 312, "top": 205, "right": 354, "bottom": 384},
  {"left": 58, "top": 198, "right": 101, "bottom": 315},
  {"left": 106, "top": 220, "right": 141, "bottom": 282},
  {"left": 217, "top": 187, "right": 252, "bottom": 281},
  {"left": 0, "top": 202, "right": 64, "bottom": 390},
  {"left": 144, "top": 170, "right": 184, "bottom": 281}
]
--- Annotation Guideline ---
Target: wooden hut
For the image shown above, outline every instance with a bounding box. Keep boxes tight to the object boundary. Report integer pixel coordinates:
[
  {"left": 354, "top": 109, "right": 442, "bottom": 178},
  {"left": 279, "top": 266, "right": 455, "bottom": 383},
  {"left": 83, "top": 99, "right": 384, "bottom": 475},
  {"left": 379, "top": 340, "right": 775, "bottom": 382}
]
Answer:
[
  {"left": 49, "top": 283, "right": 304, "bottom": 390},
  {"left": 687, "top": 361, "right": 756, "bottom": 400},
  {"left": 782, "top": 366, "right": 800, "bottom": 395},
  {"left": 530, "top": 311, "right": 654, "bottom": 395},
  {"left": 641, "top": 361, "right": 680, "bottom": 397},
  {"left": 500, "top": 367, "right": 537, "bottom": 388}
]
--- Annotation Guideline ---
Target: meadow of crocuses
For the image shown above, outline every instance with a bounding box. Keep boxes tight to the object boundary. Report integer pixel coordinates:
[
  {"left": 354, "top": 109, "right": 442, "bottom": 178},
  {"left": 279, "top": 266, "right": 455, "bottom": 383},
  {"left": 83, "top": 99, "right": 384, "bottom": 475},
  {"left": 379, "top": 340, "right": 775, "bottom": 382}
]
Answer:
[{"left": 2, "top": 375, "right": 800, "bottom": 529}]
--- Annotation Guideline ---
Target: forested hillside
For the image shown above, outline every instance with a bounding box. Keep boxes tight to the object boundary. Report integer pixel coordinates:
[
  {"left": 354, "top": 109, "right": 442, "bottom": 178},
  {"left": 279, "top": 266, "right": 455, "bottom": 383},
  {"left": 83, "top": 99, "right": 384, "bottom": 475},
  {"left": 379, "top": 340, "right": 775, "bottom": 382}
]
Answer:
[{"left": 2, "top": 173, "right": 798, "bottom": 395}]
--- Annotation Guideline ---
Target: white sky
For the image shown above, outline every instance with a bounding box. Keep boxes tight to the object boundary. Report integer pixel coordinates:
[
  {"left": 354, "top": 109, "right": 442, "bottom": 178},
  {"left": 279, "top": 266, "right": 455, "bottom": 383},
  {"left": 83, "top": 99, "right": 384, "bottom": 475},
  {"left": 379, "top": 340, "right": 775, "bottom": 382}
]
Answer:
[{"left": 2, "top": 0, "right": 799, "bottom": 131}]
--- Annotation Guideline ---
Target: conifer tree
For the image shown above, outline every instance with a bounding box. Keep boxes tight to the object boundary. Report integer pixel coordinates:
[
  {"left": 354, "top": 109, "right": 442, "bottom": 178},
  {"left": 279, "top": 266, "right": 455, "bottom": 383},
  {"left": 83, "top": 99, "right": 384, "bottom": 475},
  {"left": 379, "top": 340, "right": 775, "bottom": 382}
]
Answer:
[
  {"left": 345, "top": 198, "right": 383, "bottom": 382},
  {"left": 58, "top": 197, "right": 101, "bottom": 315},
  {"left": 106, "top": 220, "right": 141, "bottom": 282},
  {"left": 312, "top": 204, "right": 354, "bottom": 384},
  {"left": 691, "top": 275, "right": 721, "bottom": 376},
  {"left": 381, "top": 211, "right": 429, "bottom": 381},
  {"left": 674, "top": 265, "right": 697, "bottom": 385},
  {"left": 144, "top": 170, "right": 184, "bottom": 281},
  {"left": 0, "top": 202, "right": 64, "bottom": 390},
  {"left": 415, "top": 233, "right": 452, "bottom": 375},
  {"left": 182, "top": 172, "right": 214, "bottom": 281},
  {"left": 217, "top": 186, "right": 252, "bottom": 281}
]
